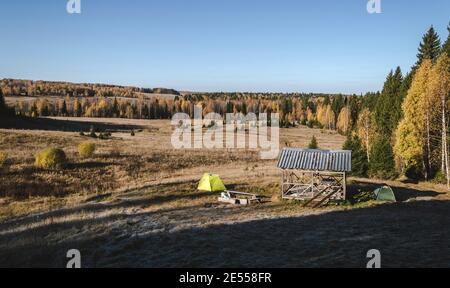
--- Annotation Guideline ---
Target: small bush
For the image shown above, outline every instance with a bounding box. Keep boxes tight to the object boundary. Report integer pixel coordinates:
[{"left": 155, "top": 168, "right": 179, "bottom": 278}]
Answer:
[
  {"left": 78, "top": 142, "right": 96, "bottom": 158},
  {"left": 98, "top": 132, "right": 111, "bottom": 140},
  {"left": 35, "top": 148, "right": 67, "bottom": 169},
  {"left": 131, "top": 130, "right": 135, "bottom": 136},
  {"left": 432, "top": 171, "right": 447, "bottom": 184}
]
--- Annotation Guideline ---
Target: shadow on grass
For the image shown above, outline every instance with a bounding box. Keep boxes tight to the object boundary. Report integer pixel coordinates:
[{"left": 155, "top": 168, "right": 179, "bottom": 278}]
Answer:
[
  {"left": 0, "top": 199, "right": 449, "bottom": 268},
  {"left": 348, "top": 179, "right": 443, "bottom": 202},
  {"left": 0, "top": 184, "right": 216, "bottom": 232},
  {"left": 0, "top": 116, "right": 146, "bottom": 132},
  {"left": 66, "top": 161, "right": 113, "bottom": 170}
]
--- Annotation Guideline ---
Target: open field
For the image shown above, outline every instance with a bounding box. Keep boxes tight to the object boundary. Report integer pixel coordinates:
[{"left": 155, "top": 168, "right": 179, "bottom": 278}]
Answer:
[{"left": 0, "top": 117, "right": 449, "bottom": 267}]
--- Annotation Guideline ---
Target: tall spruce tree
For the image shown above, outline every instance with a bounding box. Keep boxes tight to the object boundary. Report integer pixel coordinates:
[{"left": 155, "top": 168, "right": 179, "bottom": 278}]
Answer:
[
  {"left": 343, "top": 134, "right": 368, "bottom": 177},
  {"left": 373, "top": 67, "right": 403, "bottom": 136},
  {"left": 442, "top": 23, "right": 450, "bottom": 57},
  {"left": 308, "top": 136, "right": 318, "bottom": 149},
  {"left": 369, "top": 135, "right": 396, "bottom": 179},
  {"left": 393, "top": 71, "right": 413, "bottom": 128},
  {"left": 332, "top": 94, "right": 344, "bottom": 120},
  {"left": 415, "top": 26, "right": 441, "bottom": 68}
]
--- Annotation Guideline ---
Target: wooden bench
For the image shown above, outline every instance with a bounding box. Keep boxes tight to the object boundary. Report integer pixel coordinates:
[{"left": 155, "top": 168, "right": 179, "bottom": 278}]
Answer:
[{"left": 218, "top": 190, "right": 263, "bottom": 205}]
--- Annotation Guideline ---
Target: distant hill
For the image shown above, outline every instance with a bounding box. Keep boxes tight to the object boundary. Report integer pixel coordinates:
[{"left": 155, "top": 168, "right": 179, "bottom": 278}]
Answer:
[
  {"left": 151, "top": 88, "right": 180, "bottom": 96},
  {"left": 0, "top": 79, "right": 180, "bottom": 99}
]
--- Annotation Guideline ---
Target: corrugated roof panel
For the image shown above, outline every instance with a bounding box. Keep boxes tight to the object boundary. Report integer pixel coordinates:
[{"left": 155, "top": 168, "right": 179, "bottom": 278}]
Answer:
[{"left": 277, "top": 148, "right": 352, "bottom": 172}]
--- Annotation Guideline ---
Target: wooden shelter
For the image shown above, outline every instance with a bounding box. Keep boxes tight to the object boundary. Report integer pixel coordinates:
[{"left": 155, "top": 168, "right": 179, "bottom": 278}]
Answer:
[{"left": 277, "top": 148, "right": 352, "bottom": 207}]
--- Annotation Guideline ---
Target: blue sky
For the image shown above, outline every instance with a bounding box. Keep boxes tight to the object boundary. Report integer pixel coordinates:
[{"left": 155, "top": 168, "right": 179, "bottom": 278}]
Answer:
[{"left": 0, "top": 0, "right": 449, "bottom": 94}]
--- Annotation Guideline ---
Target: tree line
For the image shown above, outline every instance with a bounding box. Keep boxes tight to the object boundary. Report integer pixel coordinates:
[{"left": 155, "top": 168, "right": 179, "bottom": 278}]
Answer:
[
  {"left": 8, "top": 92, "right": 360, "bottom": 132},
  {"left": 0, "top": 79, "right": 180, "bottom": 98},
  {"left": 345, "top": 24, "right": 450, "bottom": 187}
]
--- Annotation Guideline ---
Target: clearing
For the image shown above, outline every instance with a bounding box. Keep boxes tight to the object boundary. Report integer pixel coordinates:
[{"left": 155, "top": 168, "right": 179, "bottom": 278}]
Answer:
[{"left": 0, "top": 117, "right": 448, "bottom": 267}]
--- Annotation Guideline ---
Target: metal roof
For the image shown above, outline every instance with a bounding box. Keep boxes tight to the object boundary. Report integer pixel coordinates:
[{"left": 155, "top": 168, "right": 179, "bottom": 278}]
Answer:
[{"left": 277, "top": 148, "right": 352, "bottom": 172}]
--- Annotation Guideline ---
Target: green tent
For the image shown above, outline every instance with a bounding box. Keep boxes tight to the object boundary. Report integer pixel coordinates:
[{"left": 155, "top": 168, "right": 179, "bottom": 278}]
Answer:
[
  {"left": 374, "top": 186, "right": 396, "bottom": 202},
  {"left": 197, "top": 173, "right": 226, "bottom": 192}
]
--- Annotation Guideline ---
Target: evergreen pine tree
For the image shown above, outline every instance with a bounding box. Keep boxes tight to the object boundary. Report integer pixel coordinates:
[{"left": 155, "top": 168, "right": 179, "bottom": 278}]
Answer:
[
  {"left": 343, "top": 134, "right": 368, "bottom": 177},
  {"left": 0, "top": 88, "right": 5, "bottom": 111},
  {"left": 369, "top": 135, "right": 396, "bottom": 179},
  {"left": 415, "top": 26, "right": 441, "bottom": 68},
  {"left": 373, "top": 67, "right": 403, "bottom": 136},
  {"left": 332, "top": 94, "right": 344, "bottom": 120},
  {"left": 392, "top": 71, "right": 413, "bottom": 128},
  {"left": 308, "top": 136, "right": 318, "bottom": 149},
  {"left": 442, "top": 23, "right": 450, "bottom": 57}
]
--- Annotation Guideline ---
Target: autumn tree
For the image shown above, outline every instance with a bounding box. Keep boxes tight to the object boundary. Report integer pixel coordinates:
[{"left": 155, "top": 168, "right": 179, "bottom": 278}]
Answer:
[
  {"left": 427, "top": 53, "right": 450, "bottom": 187},
  {"left": 336, "top": 106, "right": 351, "bottom": 135},
  {"left": 394, "top": 60, "right": 433, "bottom": 178}
]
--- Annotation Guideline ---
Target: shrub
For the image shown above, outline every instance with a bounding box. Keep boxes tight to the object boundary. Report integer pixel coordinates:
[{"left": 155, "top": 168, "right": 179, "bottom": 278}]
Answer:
[
  {"left": 35, "top": 148, "right": 67, "bottom": 169},
  {"left": 78, "top": 142, "right": 96, "bottom": 158},
  {"left": 98, "top": 132, "right": 111, "bottom": 140},
  {"left": 432, "top": 171, "right": 447, "bottom": 184}
]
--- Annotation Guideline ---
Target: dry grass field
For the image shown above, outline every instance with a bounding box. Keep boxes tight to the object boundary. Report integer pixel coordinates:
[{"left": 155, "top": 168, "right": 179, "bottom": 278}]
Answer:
[{"left": 0, "top": 117, "right": 449, "bottom": 267}]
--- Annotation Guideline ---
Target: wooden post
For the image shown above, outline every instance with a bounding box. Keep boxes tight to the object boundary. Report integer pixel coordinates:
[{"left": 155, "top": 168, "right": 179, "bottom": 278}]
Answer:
[{"left": 343, "top": 172, "right": 347, "bottom": 200}]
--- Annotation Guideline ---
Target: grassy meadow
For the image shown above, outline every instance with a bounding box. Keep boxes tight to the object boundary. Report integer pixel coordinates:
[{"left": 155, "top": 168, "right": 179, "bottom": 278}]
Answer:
[{"left": 0, "top": 116, "right": 448, "bottom": 267}]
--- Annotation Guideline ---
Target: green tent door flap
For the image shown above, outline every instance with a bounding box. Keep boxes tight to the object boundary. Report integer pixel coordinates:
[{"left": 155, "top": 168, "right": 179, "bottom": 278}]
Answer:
[
  {"left": 374, "top": 186, "right": 396, "bottom": 202},
  {"left": 197, "top": 173, "right": 227, "bottom": 192}
]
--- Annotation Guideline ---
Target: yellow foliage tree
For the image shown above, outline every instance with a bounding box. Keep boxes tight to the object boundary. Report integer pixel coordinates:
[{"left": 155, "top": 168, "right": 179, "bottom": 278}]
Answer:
[
  {"left": 427, "top": 54, "right": 450, "bottom": 187},
  {"left": 317, "top": 103, "right": 335, "bottom": 130},
  {"left": 336, "top": 106, "right": 351, "bottom": 134},
  {"left": 394, "top": 60, "right": 432, "bottom": 171}
]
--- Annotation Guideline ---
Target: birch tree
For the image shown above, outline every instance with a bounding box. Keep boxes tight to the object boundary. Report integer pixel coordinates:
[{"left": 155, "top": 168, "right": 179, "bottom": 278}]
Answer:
[
  {"left": 394, "top": 60, "right": 432, "bottom": 175},
  {"left": 428, "top": 54, "right": 450, "bottom": 187}
]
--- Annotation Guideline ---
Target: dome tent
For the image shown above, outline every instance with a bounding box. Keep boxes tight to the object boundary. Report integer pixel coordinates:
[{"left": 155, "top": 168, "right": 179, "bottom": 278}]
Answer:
[
  {"left": 374, "top": 186, "right": 396, "bottom": 202},
  {"left": 197, "top": 173, "right": 226, "bottom": 192}
]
